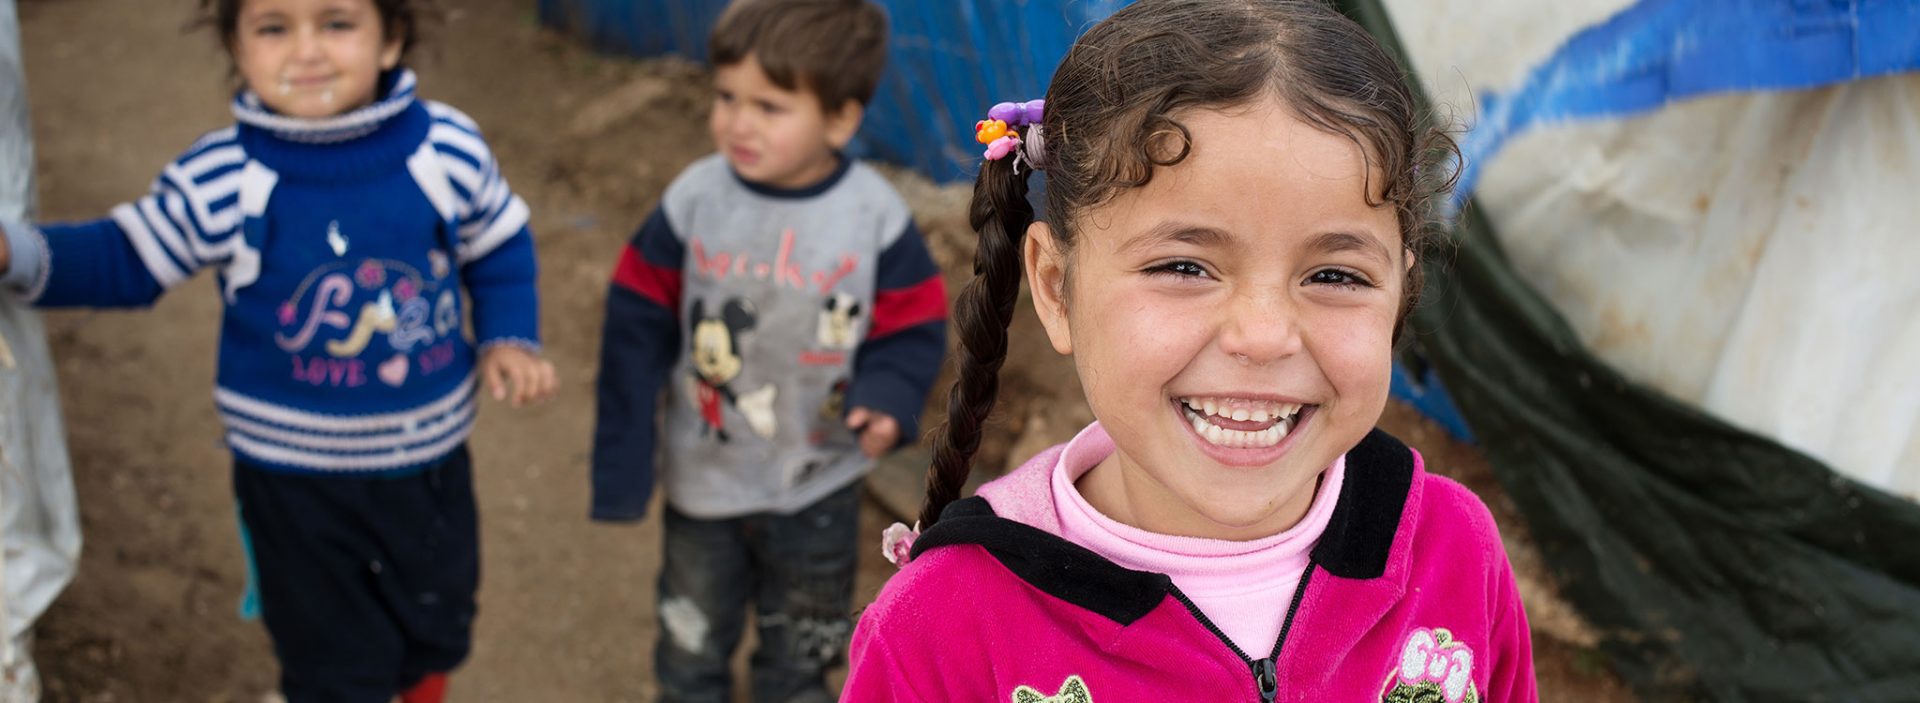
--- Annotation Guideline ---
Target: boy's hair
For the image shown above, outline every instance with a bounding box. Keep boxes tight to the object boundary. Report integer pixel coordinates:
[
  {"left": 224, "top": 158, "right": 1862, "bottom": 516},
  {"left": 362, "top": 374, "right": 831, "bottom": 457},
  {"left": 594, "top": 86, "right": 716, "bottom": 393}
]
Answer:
[
  {"left": 918, "top": 0, "right": 1462, "bottom": 527},
  {"left": 709, "top": 0, "right": 890, "bottom": 109},
  {"left": 197, "top": 0, "right": 431, "bottom": 64}
]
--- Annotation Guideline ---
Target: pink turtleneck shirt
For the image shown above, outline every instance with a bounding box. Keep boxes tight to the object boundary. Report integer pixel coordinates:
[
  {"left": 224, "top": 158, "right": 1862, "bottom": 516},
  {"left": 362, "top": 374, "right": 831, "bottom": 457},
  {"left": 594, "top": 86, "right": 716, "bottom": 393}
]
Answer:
[{"left": 1048, "top": 423, "right": 1346, "bottom": 656}]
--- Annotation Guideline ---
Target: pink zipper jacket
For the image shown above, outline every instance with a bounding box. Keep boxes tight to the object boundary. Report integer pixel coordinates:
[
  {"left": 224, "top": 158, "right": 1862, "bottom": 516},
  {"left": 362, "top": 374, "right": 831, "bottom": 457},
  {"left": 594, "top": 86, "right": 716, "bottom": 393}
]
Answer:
[{"left": 845, "top": 427, "right": 1537, "bottom": 702}]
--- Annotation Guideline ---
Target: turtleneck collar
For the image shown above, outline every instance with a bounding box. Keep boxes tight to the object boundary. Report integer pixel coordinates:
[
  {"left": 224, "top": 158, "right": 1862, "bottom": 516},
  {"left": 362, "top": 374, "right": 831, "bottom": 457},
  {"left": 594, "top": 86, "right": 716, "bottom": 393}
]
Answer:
[
  {"left": 232, "top": 69, "right": 418, "bottom": 145},
  {"left": 231, "top": 69, "right": 432, "bottom": 183}
]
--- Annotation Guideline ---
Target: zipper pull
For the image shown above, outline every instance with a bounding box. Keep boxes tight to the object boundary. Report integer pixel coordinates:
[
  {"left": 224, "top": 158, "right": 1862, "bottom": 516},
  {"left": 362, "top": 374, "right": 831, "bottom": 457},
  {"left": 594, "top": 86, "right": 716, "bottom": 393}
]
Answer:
[{"left": 1252, "top": 657, "right": 1278, "bottom": 703}]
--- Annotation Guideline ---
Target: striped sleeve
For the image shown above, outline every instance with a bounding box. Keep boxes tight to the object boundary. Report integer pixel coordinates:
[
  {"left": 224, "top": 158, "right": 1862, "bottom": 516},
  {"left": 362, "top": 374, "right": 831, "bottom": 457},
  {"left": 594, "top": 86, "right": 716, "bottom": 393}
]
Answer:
[
  {"left": 34, "top": 129, "right": 251, "bottom": 307},
  {"left": 425, "top": 102, "right": 531, "bottom": 264},
  {"left": 846, "top": 220, "right": 947, "bottom": 445},
  {"left": 424, "top": 102, "right": 541, "bottom": 350},
  {"left": 591, "top": 207, "right": 684, "bottom": 521}
]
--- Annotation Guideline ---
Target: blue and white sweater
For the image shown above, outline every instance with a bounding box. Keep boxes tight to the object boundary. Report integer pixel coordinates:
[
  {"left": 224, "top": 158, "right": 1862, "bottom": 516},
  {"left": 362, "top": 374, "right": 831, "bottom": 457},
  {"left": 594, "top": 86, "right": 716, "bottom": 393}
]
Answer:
[{"left": 0, "top": 70, "right": 539, "bottom": 475}]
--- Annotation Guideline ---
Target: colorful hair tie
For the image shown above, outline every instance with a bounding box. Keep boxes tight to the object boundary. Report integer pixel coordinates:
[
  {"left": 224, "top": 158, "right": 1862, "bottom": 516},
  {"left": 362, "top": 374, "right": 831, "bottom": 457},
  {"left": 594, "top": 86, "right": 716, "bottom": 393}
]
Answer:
[
  {"left": 1022, "top": 124, "right": 1048, "bottom": 170},
  {"left": 881, "top": 521, "right": 921, "bottom": 567},
  {"left": 977, "top": 99, "right": 1047, "bottom": 168},
  {"left": 989, "top": 99, "right": 1045, "bottom": 127}
]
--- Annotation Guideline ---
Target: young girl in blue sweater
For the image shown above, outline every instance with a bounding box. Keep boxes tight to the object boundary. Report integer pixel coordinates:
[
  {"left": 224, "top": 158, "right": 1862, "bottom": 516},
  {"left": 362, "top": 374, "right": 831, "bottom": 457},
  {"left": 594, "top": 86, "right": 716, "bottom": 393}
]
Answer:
[{"left": 0, "top": 1, "right": 554, "bottom": 700}]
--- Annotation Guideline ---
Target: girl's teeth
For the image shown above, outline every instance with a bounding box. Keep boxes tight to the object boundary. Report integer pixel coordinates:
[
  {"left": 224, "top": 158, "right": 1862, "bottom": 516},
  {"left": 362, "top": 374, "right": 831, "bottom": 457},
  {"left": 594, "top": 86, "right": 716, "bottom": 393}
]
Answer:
[
  {"left": 1181, "top": 398, "right": 1304, "bottom": 421},
  {"left": 1188, "top": 407, "right": 1292, "bottom": 449}
]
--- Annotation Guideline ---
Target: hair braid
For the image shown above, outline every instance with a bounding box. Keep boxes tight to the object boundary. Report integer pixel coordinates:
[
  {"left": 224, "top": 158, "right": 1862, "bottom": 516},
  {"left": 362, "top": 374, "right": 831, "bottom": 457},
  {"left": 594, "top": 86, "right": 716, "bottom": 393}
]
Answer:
[{"left": 918, "top": 154, "right": 1034, "bottom": 527}]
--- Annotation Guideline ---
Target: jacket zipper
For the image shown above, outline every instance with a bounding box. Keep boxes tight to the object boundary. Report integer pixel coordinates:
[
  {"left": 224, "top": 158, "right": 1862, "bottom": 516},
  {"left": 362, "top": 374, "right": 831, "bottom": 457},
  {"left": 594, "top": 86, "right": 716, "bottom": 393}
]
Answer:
[{"left": 1168, "top": 561, "right": 1316, "bottom": 703}]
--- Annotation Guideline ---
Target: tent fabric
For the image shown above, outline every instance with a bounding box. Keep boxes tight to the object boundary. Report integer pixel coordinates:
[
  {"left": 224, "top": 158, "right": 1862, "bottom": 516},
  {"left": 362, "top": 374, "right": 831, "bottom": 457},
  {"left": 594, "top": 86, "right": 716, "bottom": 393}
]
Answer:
[
  {"left": 1447, "top": 0, "right": 1920, "bottom": 200},
  {"left": 0, "top": 0, "right": 81, "bottom": 699},
  {"left": 1389, "top": 0, "right": 1920, "bottom": 498},
  {"left": 1348, "top": 0, "right": 1920, "bottom": 697}
]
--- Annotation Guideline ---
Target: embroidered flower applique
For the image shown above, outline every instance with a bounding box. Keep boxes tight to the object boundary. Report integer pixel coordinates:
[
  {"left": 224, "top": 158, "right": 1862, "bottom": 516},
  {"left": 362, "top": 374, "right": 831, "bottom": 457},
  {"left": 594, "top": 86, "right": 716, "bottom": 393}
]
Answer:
[
  {"left": 1381, "top": 627, "right": 1479, "bottom": 703},
  {"left": 1011, "top": 674, "right": 1093, "bottom": 703}
]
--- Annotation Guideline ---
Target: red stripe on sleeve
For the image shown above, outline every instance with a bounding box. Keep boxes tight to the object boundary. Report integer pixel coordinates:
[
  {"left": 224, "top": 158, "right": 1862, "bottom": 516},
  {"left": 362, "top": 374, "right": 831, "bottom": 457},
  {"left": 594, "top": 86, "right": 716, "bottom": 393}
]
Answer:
[
  {"left": 867, "top": 275, "right": 947, "bottom": 340},
  {"left": 611, "top": 244, "right": 682, "bottom": 310}
]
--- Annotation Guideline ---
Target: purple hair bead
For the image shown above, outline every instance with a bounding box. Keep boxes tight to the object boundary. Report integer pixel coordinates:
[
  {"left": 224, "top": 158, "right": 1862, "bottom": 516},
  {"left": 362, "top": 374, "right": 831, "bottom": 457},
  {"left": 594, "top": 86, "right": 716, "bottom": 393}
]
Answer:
[
  {"left": 1018, "top": 99, "right": 1045, "bottom": 126},
  {"left": 987, "top": 102, "right": 1020, "bottom": 125},
  {"left": 987, "top": 99, "right": 1047, "bottom": 127}
]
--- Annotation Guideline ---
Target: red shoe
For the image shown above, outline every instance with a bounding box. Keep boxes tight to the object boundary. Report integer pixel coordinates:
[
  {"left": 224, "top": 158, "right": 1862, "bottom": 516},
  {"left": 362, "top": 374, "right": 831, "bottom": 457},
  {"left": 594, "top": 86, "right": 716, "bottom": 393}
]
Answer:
[{"left": 399, "top": 673, "right": 448, "bottom": 703}]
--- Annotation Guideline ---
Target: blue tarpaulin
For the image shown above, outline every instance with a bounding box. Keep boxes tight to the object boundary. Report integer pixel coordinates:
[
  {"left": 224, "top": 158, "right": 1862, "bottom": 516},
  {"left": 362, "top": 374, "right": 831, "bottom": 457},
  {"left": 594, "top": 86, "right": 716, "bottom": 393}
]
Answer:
[
  {"left": 1456, "top": 0, "right": 1920, "bottom": 203},
  {"left": 537, "top": 0, "right": 1126, "bottom": 182}
]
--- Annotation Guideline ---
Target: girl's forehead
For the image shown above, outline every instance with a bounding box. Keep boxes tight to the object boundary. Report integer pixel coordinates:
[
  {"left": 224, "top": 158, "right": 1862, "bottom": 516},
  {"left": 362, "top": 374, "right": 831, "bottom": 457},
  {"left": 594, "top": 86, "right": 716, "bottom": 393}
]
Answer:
[
  {"left": 239, "top": 0, "right": 378, "bottom": 16},
  {"left": 1078, "top": 103, "right": 1401, "bottom": 253}
]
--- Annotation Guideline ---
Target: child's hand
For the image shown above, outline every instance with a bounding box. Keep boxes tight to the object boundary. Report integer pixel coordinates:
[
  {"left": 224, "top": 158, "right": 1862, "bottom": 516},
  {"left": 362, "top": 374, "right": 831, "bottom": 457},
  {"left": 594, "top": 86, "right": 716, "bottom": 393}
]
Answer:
[
  {"left": 0, "top": 224, "right": 11, "bottom": 274},
  {"left": 479, "top": 345, "right": 557, "bottom": 407},
  {"left": 845, "top": 406, "right": 900, "bottom": 458}
]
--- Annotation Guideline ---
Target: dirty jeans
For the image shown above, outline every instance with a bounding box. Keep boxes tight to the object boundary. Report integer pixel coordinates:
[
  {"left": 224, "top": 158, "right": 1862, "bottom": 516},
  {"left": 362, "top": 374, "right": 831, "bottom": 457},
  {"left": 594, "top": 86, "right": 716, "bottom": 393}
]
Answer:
[{"left": 655, "top": 480, "right": 859, "bottom": 703}]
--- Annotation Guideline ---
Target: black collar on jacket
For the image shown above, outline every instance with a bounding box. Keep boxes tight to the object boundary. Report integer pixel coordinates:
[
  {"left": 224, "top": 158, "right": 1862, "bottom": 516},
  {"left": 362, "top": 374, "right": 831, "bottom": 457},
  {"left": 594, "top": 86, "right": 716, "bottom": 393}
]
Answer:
[{"left": 909, "top": 428, "right": 1416, "bottom": 625}]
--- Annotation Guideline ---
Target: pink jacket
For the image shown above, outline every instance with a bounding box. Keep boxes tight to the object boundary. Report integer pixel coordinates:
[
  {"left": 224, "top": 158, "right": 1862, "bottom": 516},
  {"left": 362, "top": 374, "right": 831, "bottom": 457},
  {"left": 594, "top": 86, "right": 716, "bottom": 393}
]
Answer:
[{"left": 845, "top": 428, "right": 1537, "bottom": 702}]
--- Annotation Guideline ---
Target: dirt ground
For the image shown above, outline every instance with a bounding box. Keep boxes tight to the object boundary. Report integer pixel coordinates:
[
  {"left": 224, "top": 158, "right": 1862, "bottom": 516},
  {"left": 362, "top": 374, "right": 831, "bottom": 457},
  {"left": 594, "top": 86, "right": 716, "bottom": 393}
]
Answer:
[{"left": 18, "top": 0, "right": 1630, "bottom": 700}]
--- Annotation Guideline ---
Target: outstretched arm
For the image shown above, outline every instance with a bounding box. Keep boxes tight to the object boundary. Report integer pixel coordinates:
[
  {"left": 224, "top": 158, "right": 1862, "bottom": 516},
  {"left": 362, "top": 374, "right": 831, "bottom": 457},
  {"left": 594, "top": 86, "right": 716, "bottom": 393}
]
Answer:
[{"left": 2, "top": 146, "right": 247, "bottom": 307}]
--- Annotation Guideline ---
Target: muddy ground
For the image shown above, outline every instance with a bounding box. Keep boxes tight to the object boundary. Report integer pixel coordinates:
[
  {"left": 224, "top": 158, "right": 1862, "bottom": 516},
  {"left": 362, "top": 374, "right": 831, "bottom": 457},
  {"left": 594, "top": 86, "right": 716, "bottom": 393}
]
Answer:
[{"left": 17, "top": 0, "right": 1629, "bottom": 700}]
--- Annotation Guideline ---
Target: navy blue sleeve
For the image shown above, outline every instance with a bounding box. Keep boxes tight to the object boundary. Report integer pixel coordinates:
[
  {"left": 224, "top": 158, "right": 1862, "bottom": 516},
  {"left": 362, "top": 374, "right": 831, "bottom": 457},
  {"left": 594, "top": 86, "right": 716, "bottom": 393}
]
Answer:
[
  {"left": 590, "top": 208, "right": 685, "bottom": 521},
  {"left": 34, "top": 218, "right": 167, "bottom": 308},
  {"left": 462, "top": 223, "right": 541, "bottom": 351},
  {"left": 846, "top": 221, "right": 947, "bottom": 446}
]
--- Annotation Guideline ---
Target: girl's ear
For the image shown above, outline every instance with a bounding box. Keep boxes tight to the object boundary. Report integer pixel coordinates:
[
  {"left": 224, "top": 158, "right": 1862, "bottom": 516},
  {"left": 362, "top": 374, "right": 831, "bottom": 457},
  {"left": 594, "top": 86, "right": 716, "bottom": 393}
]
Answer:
[
  {"left": 1024, "top": 221, "right": 1073, "bottom": 356},
  {"left": 378, "top": 20, "right": 406, "bottom": 71}
]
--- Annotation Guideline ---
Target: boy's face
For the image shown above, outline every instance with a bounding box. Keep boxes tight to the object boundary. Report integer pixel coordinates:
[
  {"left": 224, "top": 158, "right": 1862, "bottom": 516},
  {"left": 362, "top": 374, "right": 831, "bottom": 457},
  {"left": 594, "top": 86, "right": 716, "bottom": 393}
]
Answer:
[
  {"left": 232, "top": 0, "right": 402, "bottom": 119},
  {"left": 710, "top": 54, "right": 862, "bottom": 190}
]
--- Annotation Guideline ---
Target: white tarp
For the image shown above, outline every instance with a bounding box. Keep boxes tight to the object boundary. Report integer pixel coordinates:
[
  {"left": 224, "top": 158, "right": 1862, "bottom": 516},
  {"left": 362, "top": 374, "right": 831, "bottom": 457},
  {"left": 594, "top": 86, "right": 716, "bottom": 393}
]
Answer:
[
  {"left": 0, "top": 0, "right": 81, "bottom": 698},
  {"left": 1386, "top": 0, "right": 1920, "bottom": 499}
]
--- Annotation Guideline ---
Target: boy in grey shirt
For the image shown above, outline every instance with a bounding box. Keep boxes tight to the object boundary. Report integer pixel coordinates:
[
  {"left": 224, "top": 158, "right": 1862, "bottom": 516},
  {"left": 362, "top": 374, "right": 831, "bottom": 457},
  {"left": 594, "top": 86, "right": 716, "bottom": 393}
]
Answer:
[{"left": 591, "top": 1, "right": 946, "bottom": 700}]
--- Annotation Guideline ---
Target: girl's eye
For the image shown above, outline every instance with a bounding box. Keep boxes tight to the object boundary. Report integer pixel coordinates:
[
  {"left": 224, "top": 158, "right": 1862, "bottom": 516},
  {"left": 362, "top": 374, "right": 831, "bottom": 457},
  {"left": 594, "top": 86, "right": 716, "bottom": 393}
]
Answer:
[
  {"left": 756, "top": 100, "right": 784, "bottom": 114},
  {"left": 1146, "top": 260, "right": 1211, "bottom": 279},
  {"left": 254, "top": 24, "right": 287, "bottom": 36},
  {"left": 715, "top": 90, "right": 735, "bottom": 104},
  {"left": 1307, "top": 268, "right": 1374, "bottom": 288},
  {"left": 325, "top": 20, "right": 356, "bottom": 32}
]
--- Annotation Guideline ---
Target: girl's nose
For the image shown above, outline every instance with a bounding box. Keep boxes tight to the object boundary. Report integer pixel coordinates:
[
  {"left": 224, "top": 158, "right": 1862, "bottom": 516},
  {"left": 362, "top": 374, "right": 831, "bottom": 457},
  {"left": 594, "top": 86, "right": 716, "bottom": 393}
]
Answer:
[
  {"left": 1218, "top": 289, "right": 1304, "bottom": 365},
  {"left": 292, "top": 25, "right": 324, "bottom": 61}
]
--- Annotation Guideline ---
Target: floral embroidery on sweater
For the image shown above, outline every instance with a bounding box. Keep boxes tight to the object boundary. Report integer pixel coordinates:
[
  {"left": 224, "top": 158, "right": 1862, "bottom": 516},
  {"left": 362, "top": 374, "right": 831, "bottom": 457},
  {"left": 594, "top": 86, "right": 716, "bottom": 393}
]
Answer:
[
  {"left": 1011, "top": 674, "right": 1093, "bottom": 703},
  {"left": 1382, "top": 627, "right": 1479, "bottom": 703}
]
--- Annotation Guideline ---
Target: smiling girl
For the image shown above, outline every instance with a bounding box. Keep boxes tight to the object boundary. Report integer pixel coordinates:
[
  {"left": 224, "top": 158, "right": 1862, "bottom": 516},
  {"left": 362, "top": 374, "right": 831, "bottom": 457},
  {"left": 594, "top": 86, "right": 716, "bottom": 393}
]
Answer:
[
  {"left": 0, "top": 1, "right": 552, "bottom": 700},
  {"left": 845, "top": 1, "right": 1537, "bottom": 701}
]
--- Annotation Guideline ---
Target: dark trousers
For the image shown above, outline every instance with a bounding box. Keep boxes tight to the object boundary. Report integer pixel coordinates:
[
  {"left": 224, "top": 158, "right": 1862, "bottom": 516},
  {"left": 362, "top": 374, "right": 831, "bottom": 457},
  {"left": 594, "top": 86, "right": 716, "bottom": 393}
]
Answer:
[
  {"left": 655, "top": 481, "right": 861, "bottom": 703},
  {"left": 234, "top": 446, "right": 479, "bottom": 703}
]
